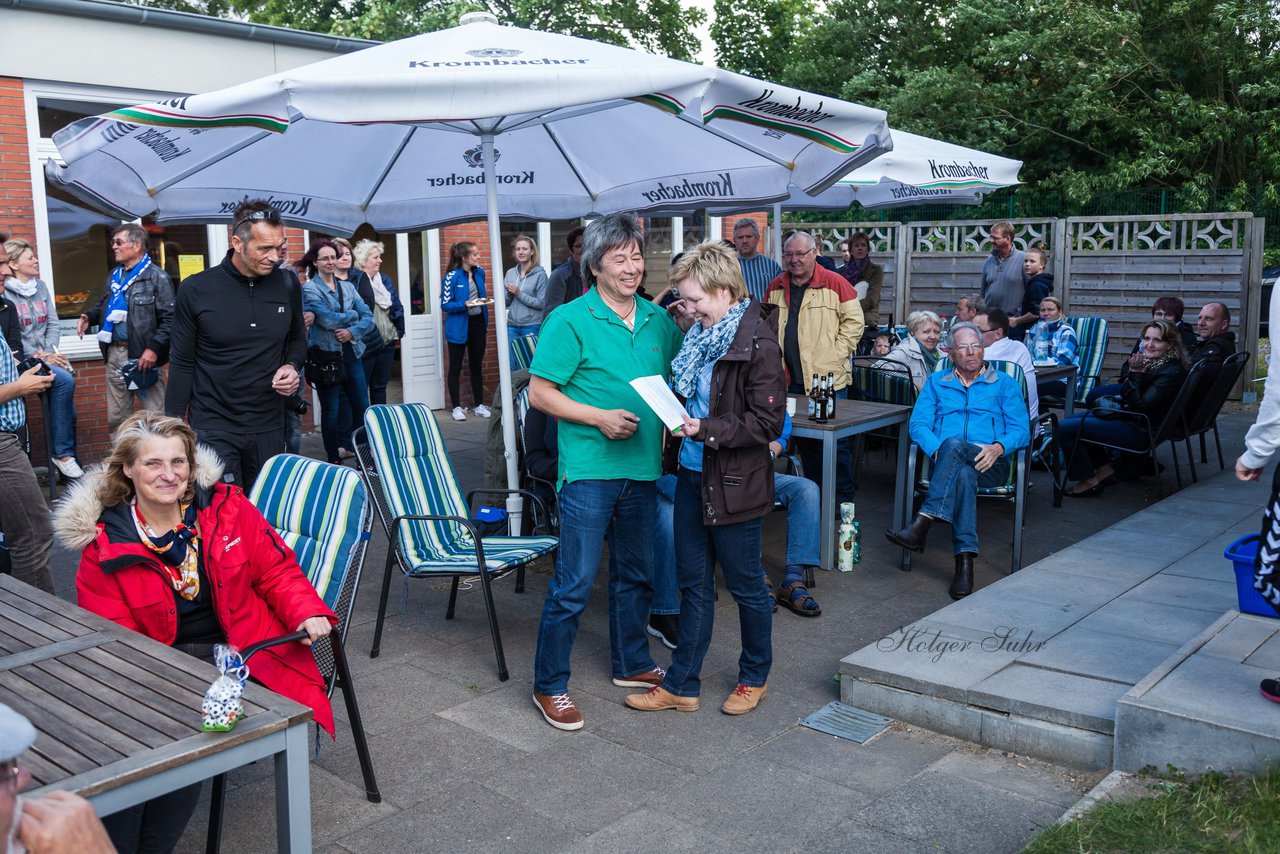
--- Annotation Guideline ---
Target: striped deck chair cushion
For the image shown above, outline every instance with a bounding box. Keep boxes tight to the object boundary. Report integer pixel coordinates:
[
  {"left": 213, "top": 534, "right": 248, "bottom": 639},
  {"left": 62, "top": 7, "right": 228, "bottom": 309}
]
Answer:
[
  {"left": 249, "top": 454, "right": 368, "bottom": 610},
  {"left": 921, "top": 359, "right": 1027, "bottom": 496},
  {"left": 510, "top": 334, "right": 538, "bottom": 373},
  {"left": 1063, "top": 316, "right": 1109, "bottom": 400},
  {"left": 364, "top": 403, "right": 557, "bottom": 575}
]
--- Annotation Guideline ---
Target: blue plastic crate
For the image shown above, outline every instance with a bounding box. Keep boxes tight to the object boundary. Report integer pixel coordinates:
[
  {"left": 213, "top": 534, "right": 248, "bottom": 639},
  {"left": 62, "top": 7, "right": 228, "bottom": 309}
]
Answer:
[{"left": 1223, "top": 534, "right": 1280, "bottom": 619}]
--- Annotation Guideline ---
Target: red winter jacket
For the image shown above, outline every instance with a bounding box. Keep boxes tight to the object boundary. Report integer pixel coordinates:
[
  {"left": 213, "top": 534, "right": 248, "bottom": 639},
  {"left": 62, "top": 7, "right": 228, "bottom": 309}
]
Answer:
[{"left": 66, "top": 477, "right": 337, "bottom": 735}]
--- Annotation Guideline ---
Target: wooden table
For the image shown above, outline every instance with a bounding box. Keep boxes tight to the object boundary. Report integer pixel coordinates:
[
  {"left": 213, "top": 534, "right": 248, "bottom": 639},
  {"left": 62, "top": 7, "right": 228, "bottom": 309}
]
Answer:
[
  {"left": 1035, "top": 363, "right": 1079, "bottom": 417},
  {"left": 0, "top": 575, "right": 313, "bottom": 853},
  {"left": 788, "top": 397, "right": 913, "bottom": 570}
]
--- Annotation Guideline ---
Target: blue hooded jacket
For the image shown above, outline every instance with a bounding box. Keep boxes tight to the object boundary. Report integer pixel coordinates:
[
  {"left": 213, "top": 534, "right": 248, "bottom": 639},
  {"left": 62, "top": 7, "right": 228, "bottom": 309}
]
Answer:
[
  {"left": 910, "top": 363, "right": 1030, "bottom": 458},
  {"left": 441, "top": 266, "right": 488, "bottom": 344}
]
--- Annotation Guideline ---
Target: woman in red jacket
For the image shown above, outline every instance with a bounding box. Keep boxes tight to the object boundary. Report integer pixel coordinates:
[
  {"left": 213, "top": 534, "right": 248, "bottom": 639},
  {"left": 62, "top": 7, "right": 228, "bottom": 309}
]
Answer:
[{"left": 53, "top": 411, "right": 336, "bottom": 854}]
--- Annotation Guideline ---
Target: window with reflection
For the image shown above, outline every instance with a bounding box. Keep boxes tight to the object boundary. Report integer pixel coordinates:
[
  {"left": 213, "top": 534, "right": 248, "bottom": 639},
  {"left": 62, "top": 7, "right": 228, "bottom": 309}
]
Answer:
[{"left": 39, "top": 96, "right": 209, "bottom": 322}]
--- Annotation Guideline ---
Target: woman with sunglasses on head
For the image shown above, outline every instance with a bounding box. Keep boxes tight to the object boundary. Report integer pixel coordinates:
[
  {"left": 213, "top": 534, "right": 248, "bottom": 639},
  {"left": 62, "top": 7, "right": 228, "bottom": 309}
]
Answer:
[
  {"left": 53, "top": 411, "right": 335, "bottom": 853},
  {"left": 300, "top": 238, "right": 373, "bottom": 464}
]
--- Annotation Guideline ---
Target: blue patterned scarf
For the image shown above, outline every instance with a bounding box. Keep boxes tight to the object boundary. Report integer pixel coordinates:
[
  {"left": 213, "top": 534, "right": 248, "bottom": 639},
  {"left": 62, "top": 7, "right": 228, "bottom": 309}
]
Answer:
[
  {"left": 99, "top": 255, "right": 151, "bottom": 345},
  {"left": 670, "top": 298, "right": 751, "bottom": 397}
]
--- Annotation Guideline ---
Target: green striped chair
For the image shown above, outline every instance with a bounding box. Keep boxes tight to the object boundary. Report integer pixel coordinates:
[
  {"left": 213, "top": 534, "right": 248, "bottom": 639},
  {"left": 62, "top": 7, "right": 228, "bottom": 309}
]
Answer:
[
  {"left": 246, "top": 454, "right": 381, "bottom": 802},
  {"left": 510, "top": 333, "right": 538, "bottom": 373},
  {"left": 1045, "top": 315, "right": 1109, "bottom": 408},
  {"left": 903, "top": 358, "right": 1031, "bottom": 573},
  {"left": 354, "top": 403, "right": 557, "bottom": 682}
]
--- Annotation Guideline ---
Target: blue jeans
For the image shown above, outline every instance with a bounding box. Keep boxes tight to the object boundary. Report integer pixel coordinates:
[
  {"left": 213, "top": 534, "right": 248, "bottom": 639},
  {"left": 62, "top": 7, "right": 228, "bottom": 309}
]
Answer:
[
  {"left": 919, "top": 437, "right": 1010, "bottom": 556},
  {"left": 316, "top": 344, "right": 369, "bottom": 463},
  {"left": 47, "top": 364, "right": 78, "bottom": 458},
  {"left": 533, "top": 478, "right": 657, "bottom": 694},
  {"left": 1057, "top": 413, "right": 1151, "bottom": 480},
  {"left": 363, "top": 344, "right": 397, "bottom": 406},
  {"left": 508, "top": 323, "right": 540, "bottom": 365},
  {"left": 652, "top": 475, "right": 680, "bottom": 615},
  {"left": 788, "top": 382, "right": 855, "bottom": 504},
  {"left": 662, "top": 468, "right": 772, "bottom": 697},
  {"left": 774, "top": 472, "right": 820, "bottom": 568}
]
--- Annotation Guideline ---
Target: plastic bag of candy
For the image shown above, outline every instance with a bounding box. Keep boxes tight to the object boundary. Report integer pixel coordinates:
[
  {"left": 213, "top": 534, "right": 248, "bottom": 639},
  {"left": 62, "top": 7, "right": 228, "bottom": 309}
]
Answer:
[{"left": 201, "top": 644, "right": 249, "bottom": 732}]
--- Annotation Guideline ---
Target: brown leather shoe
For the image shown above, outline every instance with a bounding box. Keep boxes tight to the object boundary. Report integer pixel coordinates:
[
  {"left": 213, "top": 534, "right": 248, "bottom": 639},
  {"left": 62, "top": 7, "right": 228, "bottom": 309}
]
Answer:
[
  {"left": 532, "top": 692, "right": 584, "bottom": 731},
  {"left": 612, "top": 666, "right": 665, "bottom": 688},
  {"left": 885, "top": 514, "right": 932, "bottom": 553},
  {"left": 721, "top": 683, "right": 768, "bottom": 715},
  {"left": 624, "top": 686, "right": 700, "bottom": 712},
  {"left": 950, "top": 553, "right": 975, "bottom": 600}
]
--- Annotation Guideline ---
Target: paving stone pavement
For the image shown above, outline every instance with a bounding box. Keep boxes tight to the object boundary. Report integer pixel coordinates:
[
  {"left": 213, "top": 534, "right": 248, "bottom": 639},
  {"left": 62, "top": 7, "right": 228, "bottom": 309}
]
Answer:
[{"left": 40, "top": 404, "right": 1264, "bottom": 852}]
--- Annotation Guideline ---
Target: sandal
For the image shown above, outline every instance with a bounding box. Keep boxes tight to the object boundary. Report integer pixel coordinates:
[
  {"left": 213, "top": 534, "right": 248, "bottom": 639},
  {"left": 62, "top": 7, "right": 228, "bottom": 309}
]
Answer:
[{"left": 776, "top": 581, "right": 821, "bottom": 617}]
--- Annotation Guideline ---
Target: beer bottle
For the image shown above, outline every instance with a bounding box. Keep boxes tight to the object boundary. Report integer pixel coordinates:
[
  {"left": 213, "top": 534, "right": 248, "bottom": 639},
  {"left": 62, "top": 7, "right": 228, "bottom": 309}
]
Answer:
[
  {"left": 816, "top": 375, "right": 829, "bottom": 423},
  {"left": 826, "top": 371, "right": 837, "bottom": 419},
  {"left": 808, "top": 372, "right": 820, "bottom": 420}
]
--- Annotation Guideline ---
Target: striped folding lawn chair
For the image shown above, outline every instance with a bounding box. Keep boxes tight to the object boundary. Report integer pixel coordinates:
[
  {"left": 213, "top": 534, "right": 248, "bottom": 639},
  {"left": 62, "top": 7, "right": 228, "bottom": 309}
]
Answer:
[
  {"left": 353, "top": 403, "right": 557, "bottom": 682},
  {"left": 247, "top": 454, "right": 380, "bottom": 801},
  {"left": 204, "top": 454, "right": 383, "bottom": 853},
  {"left": 510, "top": 333, "right": 538, "bottom": 372},
  {"left": 902, "top": 358, "right": 1031, "bottom": 573},
  {"left": 1042, "top": 315, "right": 1108, "bottom": 409}
]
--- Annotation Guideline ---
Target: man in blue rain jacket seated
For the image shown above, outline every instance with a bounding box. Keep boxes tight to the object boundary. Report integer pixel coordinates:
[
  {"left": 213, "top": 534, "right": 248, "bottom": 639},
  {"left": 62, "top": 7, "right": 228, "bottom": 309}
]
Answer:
[{"left": 885, "top": 321, "right": 1030, "bottom": 600}]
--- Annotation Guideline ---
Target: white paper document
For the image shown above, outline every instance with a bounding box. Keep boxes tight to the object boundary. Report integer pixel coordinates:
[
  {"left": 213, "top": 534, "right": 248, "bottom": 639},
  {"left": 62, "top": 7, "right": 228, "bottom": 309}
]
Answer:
[{"left": 629, "top": 375, "right": 689, "bottom": 433}]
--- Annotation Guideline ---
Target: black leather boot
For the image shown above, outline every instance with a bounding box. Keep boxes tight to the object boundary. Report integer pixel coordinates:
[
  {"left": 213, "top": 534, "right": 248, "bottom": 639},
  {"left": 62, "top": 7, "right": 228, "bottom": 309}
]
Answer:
[
  {"left": 885, "top": 514, "right": 931, "bottom": 553},
  {"left": 950, "top": 553, "right": 975, "bottom": 600}
]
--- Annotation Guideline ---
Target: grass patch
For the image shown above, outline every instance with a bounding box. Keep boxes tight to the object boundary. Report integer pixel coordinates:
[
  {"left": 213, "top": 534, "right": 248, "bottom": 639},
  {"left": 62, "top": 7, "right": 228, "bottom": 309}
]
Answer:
[{"left": 1023, "top": 765, "right": 1280, "bottom": 853}]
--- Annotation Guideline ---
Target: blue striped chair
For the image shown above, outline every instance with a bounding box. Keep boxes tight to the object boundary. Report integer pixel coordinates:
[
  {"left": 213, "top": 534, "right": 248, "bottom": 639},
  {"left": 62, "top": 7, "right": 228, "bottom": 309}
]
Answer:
[
  {"left": 902, "top": 358, "right": 1031, "bottom": 573},
  {"left": 204, "top": 454, "right": 381, "bottom": 851},
  {"left": 510, "top": 333, "right": 538, "bottom": 372},
  {"left": 1045, "top": 315, "right": 1109, "bottom": 408},
  {"left": 353, "top": 403, "right": 557, "bottom": 682}
]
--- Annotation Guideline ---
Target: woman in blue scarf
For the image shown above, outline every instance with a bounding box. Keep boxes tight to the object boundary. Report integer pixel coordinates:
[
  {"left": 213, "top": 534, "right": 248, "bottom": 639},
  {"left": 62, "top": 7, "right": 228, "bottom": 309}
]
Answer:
[{"left": 623, "top": 240, "right": 785, "bottom": 718}]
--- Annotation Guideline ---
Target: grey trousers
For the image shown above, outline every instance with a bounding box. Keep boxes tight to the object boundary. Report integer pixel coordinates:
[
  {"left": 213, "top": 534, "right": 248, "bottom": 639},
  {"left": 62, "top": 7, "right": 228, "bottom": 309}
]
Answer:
[{"left": 0, "top": 431, "right": 53, "bottom": 593}]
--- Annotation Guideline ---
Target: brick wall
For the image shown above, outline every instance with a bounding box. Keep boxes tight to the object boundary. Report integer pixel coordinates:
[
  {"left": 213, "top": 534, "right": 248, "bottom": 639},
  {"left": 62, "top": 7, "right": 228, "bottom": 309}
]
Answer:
[
  {"left": 721, "top": 211, "right": 769, "bottom": 242},
  {"left": 0, "top": 76, "right": 35, "bottom": 253}
]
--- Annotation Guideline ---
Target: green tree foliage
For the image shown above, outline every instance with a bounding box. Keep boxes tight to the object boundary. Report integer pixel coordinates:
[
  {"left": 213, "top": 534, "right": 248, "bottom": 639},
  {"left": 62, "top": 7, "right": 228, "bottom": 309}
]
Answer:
[
  {"left": 115, "top": 0, "right": 706, "bottom": 61},
  {"left": 710, "top": 0, "right": 809, "bottom": 81},
  {"left": 714, "top": 0, "right": 1280, "bottom": 206}
]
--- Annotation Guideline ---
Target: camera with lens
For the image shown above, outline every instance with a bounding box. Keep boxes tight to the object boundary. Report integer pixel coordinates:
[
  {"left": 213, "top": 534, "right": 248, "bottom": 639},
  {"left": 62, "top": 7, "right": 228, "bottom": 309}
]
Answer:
[
  {"left": 284, "top": 394, "right": 309, "bottom": 416},
  {"left": 16, "top": 356, "right": 51, "bottom": 377}
]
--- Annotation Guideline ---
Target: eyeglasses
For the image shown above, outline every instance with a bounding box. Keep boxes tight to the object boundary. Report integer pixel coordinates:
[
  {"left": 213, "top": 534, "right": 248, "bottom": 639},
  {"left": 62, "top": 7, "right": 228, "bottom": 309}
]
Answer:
[
  {"left": 952, "top": 343, "right": 983, "bottom": 353},
  {"left": 231, "top": 209, "right": 281, "bottom": 234},
  {"left": 110, "top": 238, "right": 137, "bottom": 247},
  {"left": 782, "top": 249, "right": 814, "bottom": 259}
]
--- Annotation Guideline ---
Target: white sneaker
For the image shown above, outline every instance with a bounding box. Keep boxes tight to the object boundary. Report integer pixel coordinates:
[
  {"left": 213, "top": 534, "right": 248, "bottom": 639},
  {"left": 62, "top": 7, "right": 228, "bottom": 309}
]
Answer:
[
  {"left": 52, "top": 456, "right": 85, "bottom": 479},
  {"left": 451, "top": 406, "right": 466, "bottom": 421},
  {"left": 474, "top": 404, "right": 492, "bottom": 418}
]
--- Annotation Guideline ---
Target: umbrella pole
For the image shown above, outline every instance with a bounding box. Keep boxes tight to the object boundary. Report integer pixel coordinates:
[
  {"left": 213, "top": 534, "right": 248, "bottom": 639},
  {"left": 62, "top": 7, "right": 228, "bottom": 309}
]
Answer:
[
  {"left": 481, "top": 133, "right": 524, "bottom": 531},
  {"left": 772, "top": 202, "right": 783, "bottom": 264}
]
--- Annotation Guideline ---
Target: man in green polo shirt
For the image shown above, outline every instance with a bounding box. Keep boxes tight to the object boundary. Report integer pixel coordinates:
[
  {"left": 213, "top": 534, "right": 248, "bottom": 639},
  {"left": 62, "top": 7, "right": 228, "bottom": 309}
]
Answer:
[{"left": 528, "top": 212, "right": 685, "bottom": 731}]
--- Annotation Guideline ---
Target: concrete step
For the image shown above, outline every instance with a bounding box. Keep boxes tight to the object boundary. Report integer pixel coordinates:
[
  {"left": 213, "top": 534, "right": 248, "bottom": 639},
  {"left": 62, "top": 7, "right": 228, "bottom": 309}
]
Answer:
[
  {"left": 1114, "top": 610, "right": 1280, "bottom": 775},
  {"left": 839, "top": 467, "right": 1266, "bottom": 770}
]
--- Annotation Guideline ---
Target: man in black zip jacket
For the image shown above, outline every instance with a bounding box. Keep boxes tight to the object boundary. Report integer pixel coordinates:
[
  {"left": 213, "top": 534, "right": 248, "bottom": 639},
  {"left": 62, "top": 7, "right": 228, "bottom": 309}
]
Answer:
[{"left": 165, "top": 201, "right": 304, "bottom": 489}]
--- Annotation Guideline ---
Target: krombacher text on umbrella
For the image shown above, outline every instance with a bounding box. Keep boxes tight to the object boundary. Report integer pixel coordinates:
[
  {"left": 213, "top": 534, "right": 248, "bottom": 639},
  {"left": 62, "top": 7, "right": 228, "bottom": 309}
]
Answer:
[
  {"left": 736, "top": 89, "right": 835, "bottom": 124},
  {"left": 640, "top": 173, "right": 735, "bottom": 204},
  {"left": 927, "top": 159, "right": 991, "bottom": 180}
]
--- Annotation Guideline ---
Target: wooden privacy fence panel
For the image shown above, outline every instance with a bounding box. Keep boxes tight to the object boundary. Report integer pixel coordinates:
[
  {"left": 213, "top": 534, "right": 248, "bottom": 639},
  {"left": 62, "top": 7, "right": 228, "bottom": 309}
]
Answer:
[
  {"left": 1062, "top": 214, "right": 1254, "bottom": 380},
  {"left": 797, "top": 213, "right": 1261, "bottom": 391},
  {"left": 809, "top": 223, "right": 900, "bottom": 327}
]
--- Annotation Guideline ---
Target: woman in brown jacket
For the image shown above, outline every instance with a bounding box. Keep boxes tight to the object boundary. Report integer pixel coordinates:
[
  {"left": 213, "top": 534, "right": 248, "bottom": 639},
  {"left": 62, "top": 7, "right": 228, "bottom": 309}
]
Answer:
[{"left": 624, "top": 240, "right": 786, "bottom": 717}]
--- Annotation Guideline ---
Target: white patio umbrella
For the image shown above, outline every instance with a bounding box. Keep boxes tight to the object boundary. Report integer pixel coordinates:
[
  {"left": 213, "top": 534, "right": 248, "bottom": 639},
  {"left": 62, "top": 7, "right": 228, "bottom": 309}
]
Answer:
[
  {"left": 664, "top": 130, "right": 1022, "bottom": 261},
  {"left": 45, "top": 13, "right": 891, "bottom": 499}
]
